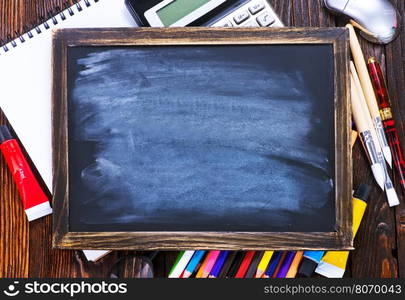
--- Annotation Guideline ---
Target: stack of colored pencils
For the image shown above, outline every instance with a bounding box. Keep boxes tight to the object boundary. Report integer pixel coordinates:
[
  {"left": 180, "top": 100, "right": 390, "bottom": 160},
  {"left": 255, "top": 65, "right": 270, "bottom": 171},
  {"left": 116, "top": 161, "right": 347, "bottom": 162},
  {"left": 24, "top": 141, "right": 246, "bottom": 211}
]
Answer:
[{"left": 168, "top": 250, "right": 305, "bottom": 278}]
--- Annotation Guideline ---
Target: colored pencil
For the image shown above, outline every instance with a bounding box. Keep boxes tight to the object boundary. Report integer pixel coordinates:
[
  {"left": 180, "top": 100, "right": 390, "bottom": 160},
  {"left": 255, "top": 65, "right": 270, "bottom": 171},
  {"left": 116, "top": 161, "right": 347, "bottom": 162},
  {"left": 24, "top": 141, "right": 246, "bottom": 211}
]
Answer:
[
  {"left": 227, "top": 251, "right": 245, "bottom": 278},
  {"left": 209, "top": 251, "right": 229, "bottom": 278},
  {"left": 235, "top": 251, "right": 256, "bottom": 278},
  {"left": 218, "top": 251, "right": 237, "bottom": 278},
  {"left": 255, "top": 251, "right": 274, "bottom": 278},
  {"left": 351, "top": 130, "right": 358, "bottom": 148},
  {"left": 271, "top": 252, "right": 287, "bottom": 278},
  {"left": 245, "top": 251, "right": 264, "bottom": 278},
  {"left": 168, "top": 250, "right": 194, "bottom": 278},
  {"left": 201, "top": 251, "right": 221, "bottom": 278},
  {"left": 262, "top": 251, "right": 282, "bottom": 278},
  {"left": 276, "top": 251, "right": 296, "bottom": 278},
  {"left": 285, "top": 251, "right": 304, "bottom": 278},
  {"left": 195, "top": 252, "right": 211, "bottom": 278},
  {"left": 183, "top": 250, "right": 206, "bottom": 278},
  {"left": 168, "top": 251, "right": 184, "bottom": 277}
]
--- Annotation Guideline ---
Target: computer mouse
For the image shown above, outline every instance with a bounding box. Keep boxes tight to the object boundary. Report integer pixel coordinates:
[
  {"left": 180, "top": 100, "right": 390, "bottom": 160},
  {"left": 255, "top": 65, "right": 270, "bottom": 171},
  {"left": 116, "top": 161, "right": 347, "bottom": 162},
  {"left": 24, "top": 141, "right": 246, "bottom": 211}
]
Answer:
[{"left": 324, "top": 0, "right": 401, "bottom": 44}]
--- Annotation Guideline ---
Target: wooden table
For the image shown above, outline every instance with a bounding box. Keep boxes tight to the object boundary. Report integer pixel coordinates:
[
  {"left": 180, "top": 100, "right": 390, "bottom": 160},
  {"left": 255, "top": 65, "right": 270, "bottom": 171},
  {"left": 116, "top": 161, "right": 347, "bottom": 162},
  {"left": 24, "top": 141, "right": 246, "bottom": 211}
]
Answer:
[{"left": 0, "top": 0, "right": 404, "bottom": 278}]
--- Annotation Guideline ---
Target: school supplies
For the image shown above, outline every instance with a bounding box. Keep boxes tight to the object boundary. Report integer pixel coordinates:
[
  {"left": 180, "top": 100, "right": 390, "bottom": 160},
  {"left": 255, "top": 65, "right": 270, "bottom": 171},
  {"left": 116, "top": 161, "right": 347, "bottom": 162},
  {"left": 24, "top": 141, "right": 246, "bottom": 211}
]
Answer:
[
  {"left": 245, "top": 251, "right": 264, "bottom": 278},
  {"left": 235, "top": 251, "right": 256, "bottom": 278},
  {"left": 255, "top": 251, "right": 274, "bottom": 278},
  {"left": 298, "top": 251, "right": 325, "bottom": 277},
  {"left": 0, "top": 126, "right": 52, "bottom": 221},
  {"left": 351, "top": 130, "right": 358, "bottom": 148},
  {"left": 271, "top": 252, "right": 287, "bottom": 278},
  {"left": 227, "top": 252, "right": 245, "bottom": 278},
  {"left": 276, "top": 251, "right": 296, "bottom": 278},
  {"left": 218, "top": 251, "right": 237, "bottom": 278},
  {"left": 346, "top": 23, "right": 392, "bottom": 168},
  {"left": 209, "top": 251, "right": 229, "bottom": 278},
  {"left": 315, "top": 184, "right": 371, "bottom": 278},
  {"left": 349, "top": 67, "right": 385, "bottom": 191},
  {"left": 0, "top": 0, "right": 137, "bottom": 192},
  {"left": 183, "top": 250, "right": 206, "bottom": 278},
  {"left": 368, "top": 57, "right": 405, "bottom": 193},
  {"left": 169, "top": 251, "right": 194, "bottom": 278},
  {"left": 201, "top": 251, "right": 221, "bottom": 278},
  {"left": 263, "top": 252, "right": 282, "bottom": 278},
  {"left": 351, "top": 64, "right": 399, "bottom": 206},
  {"left": 285, "top": 251, "right": 304, "bottom": 278}
]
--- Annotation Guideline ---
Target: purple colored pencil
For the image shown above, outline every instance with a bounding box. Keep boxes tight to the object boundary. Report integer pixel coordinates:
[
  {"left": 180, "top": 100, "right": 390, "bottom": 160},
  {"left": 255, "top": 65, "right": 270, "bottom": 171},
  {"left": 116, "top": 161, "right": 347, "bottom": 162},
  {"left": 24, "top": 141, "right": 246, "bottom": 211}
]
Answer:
[
  {"left": 209, "top": 251, "right": 229, "bottom": 278},
  {"left": 276, "top": 251, "right": 296, "bottom": 278}
]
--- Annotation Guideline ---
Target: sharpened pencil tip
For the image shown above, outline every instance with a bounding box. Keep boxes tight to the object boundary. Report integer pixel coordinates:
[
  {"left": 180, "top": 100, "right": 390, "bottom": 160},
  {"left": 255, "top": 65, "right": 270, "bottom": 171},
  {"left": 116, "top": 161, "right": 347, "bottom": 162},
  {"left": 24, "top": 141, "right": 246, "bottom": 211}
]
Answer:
[
  {"left": 386, "top": 187, "right": 400, "bottom": 207},
  {"left": 371, "top": 163, "right": 385, "bottom": 191}
]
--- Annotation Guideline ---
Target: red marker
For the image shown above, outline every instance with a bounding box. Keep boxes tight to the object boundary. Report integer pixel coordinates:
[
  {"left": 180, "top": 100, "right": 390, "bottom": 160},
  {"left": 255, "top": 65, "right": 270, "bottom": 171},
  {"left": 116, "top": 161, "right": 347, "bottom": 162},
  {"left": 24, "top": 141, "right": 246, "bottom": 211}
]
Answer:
[
  {"left": 0, "top": 126, "right": 52, "bottom": 221},
  {"left": 368, "top": 58, "right": 405, "bottom": 193}
]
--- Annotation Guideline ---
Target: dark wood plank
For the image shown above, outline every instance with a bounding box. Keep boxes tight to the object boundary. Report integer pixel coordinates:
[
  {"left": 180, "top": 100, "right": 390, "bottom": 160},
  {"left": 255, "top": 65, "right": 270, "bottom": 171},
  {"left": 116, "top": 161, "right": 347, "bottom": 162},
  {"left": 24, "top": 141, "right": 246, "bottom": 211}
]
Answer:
[
  {"left": 291, "top": 0, "right": 336, "bottom": 27},
  {"left": 0, "top": 121, "right": 29, "bottom": 277}
]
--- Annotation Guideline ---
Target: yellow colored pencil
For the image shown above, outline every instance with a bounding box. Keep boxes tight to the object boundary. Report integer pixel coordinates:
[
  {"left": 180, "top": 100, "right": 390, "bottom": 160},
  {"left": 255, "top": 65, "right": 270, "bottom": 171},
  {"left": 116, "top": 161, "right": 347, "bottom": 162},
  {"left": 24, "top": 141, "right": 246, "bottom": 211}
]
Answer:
[{"left": 255, "top": 251, "right": 273, "bottom": 278}]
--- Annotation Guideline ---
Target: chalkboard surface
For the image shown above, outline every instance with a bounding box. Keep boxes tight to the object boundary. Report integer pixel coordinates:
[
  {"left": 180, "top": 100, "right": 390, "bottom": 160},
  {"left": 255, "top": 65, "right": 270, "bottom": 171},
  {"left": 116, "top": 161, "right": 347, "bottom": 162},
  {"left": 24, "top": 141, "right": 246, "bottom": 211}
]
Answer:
[{"left": 67, "top": 44, "right": 335, "bottom": 232}]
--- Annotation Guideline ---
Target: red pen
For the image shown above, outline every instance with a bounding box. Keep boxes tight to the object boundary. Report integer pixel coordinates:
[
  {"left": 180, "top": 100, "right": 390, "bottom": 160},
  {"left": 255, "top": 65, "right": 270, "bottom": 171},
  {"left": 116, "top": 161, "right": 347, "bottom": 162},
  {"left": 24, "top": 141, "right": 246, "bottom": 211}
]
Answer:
[
  {"left": 368, "top": 58, "right": 405, "bottom": 193},
  {"left": 0, "top": 126, "right": 52, "bottom": 221}
]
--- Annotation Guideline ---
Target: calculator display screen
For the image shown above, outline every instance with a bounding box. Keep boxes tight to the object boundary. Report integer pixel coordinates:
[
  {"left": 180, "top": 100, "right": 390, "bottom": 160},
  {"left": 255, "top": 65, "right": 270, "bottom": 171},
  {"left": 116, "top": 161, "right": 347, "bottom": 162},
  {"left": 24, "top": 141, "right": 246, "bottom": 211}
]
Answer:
[{"left": 157, "top": 0, "right": 212, "bottom": 26}]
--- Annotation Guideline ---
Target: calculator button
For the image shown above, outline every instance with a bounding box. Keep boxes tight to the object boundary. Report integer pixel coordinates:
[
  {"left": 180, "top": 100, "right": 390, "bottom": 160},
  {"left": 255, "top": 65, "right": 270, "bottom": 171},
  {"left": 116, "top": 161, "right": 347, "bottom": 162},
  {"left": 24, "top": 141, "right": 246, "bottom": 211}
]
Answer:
[
  {"left": 256, "top": 12, "right": 275, "bottom": 27},
  {"left": 233, "top": 11, "right": 250, "bottom": 24},
  {"left": 249, "top": 2, "right": 265, "bottom": 15},
  {"left": 240, "top": 20, "right": 259, "bottom": 27},
  {"left": 223, "top": 21, "right": 234, "bottom": 27}
]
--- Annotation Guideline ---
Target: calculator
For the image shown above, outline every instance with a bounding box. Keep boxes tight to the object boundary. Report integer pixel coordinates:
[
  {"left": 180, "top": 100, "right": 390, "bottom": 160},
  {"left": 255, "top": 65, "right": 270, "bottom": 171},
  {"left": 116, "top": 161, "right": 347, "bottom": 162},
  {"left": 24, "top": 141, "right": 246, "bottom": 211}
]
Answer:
[{"left": 125, "top": 0, "right": 284, "bottom": 28}]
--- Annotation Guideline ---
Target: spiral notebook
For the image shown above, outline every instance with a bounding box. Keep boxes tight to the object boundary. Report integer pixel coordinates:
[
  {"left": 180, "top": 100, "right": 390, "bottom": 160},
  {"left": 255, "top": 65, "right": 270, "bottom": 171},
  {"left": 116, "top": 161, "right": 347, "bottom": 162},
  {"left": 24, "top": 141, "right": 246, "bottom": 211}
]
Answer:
[{"left": 0, "top": 0, "right": 137, "bottom": 192}]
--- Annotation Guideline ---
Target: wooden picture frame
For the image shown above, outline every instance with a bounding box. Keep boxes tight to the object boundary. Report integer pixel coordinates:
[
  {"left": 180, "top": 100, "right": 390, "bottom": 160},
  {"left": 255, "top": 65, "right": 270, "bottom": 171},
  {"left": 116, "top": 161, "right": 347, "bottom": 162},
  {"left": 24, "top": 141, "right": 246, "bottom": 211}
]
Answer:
[{"left": 52, "top": 27, "right": 351, "bottom": 250}]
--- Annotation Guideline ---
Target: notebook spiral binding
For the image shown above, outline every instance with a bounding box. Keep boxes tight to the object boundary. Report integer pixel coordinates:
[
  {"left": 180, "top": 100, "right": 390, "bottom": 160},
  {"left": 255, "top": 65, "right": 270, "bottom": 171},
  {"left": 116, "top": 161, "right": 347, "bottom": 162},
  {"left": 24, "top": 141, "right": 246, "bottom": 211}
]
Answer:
[{"left": 0, "top": 0, "right": 99, "bottom": 56}]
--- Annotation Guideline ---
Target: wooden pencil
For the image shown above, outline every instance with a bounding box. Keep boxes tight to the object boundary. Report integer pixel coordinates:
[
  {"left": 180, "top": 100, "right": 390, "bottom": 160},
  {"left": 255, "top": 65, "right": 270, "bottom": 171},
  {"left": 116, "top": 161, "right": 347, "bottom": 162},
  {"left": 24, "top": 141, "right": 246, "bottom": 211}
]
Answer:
[
  {"left": 201, "top": 251, "right": 221, "bottom": 278},
  {"left": 168, "top": 251, "right": 184, "bottom": 277},
  {"left": 227, "top": 251, "right": 245, "bottom": 278},
  {"left": 271, "top": 251, "right": 287, "bottom": 278},
  {"left": 285, "top": 251, "right": 304, "bottom": 278},
  {"left": 235, "top": 251, "right": 256, "bottom": 278},
  {"left": 218, "top": 251, "right": 237, "bottom": 278},
  {"left": 195, "top": 252, "right": 211, "bottom": 278},
  {"left": 183, "top": 250, "right": 206, "bottom": 278},
  {"left": 245, "top": 251, "right": 264, "bottom": 278},
  {"left": 255, "top": 251, "right": 274, "bottom": 278},
  {"left": 262, "top": 251, "right": 282, "bottom": 278}
]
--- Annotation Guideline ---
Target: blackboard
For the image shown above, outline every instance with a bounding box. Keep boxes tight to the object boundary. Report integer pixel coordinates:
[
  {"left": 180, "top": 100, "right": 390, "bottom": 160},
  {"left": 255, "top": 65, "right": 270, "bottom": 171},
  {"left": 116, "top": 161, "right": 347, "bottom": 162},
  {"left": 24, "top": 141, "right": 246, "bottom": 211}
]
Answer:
[{"left": 52, "top": 28, "right": 352, "bottom": 250}]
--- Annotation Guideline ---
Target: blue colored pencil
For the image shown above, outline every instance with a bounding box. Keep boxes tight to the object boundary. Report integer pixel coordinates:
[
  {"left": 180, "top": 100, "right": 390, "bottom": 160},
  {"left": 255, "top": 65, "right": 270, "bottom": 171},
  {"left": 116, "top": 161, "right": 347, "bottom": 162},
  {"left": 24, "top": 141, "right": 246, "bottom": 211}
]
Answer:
[
  {"left": 276, "top": 251, "right": 296, "bottom": 278},
  {"left": 183, "top": 250, "right": 206, "bottom": 278},
  {"left": 209, "top": 251, "right": 229, "bottom": 278},
  {"left": 263, "top": 251, "right": 282, "bottom": 278}
]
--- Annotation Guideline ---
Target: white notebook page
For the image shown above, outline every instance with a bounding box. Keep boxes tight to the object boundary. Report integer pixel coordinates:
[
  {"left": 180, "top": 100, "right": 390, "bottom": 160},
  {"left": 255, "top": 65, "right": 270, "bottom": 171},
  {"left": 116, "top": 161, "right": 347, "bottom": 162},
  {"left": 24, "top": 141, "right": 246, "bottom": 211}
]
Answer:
[{"left": 0, "top": 0, "right": 138, "bottom": 191}]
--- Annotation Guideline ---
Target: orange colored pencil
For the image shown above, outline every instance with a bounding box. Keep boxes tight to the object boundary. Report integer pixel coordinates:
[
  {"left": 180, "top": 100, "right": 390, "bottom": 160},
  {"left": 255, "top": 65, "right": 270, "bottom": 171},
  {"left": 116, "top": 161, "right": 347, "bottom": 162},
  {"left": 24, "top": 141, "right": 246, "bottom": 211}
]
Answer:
[
  {"left": 201, "top": 251, "right": 221, "bottom": 278},
  {"left": 285, "top": 251, "right": 304, "bottom": 278},
  {"left": 195, "top": 253, "right": 210, "bottom": 278}
]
